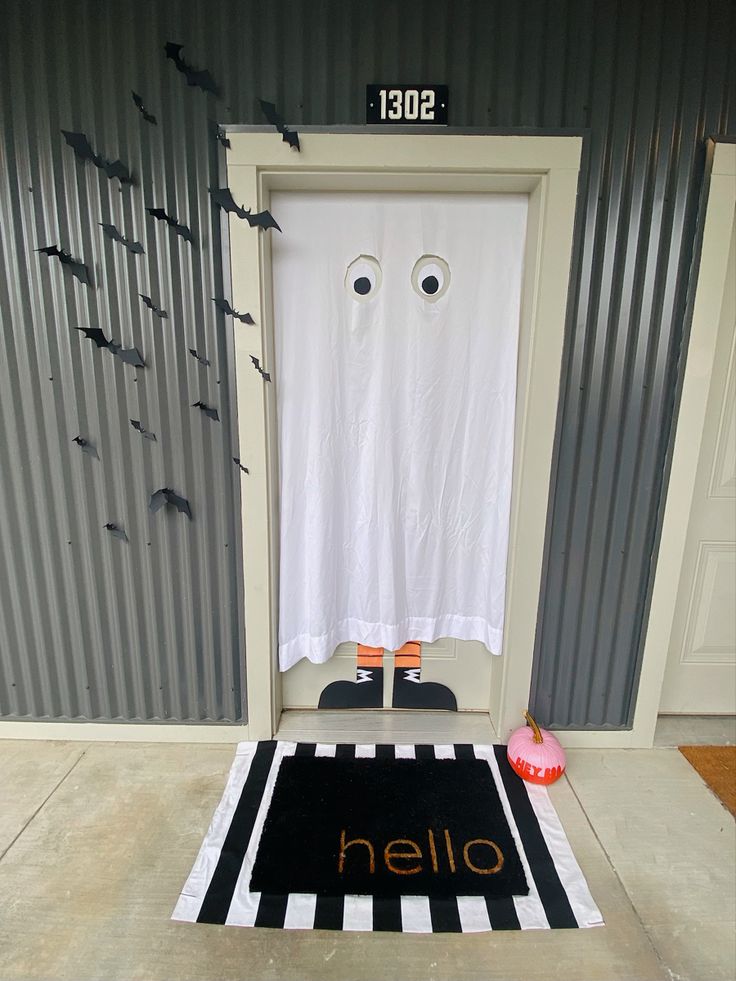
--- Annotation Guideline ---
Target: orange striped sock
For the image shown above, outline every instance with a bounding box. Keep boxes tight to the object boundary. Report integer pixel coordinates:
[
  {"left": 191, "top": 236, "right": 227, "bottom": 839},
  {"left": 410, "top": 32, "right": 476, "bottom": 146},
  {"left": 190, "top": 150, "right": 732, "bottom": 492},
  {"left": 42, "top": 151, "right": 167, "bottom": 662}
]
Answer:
[
  {"left": 357, "top": 644, "right": 384, "bottom": 668},
  {"left": 394, "top": 640, "right": 421, "bottom": 669}
]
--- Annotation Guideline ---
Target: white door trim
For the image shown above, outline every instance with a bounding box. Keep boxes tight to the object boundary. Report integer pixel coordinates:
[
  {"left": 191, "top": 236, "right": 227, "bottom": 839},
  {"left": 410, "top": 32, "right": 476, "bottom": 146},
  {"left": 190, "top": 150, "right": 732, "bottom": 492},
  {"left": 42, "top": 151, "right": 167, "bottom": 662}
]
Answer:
[
  {"left": 226, "top": 132, "right": 582, "bottom": 742},
  {"left": 632, "top": 141, "right": 736, "bottom": 746}
]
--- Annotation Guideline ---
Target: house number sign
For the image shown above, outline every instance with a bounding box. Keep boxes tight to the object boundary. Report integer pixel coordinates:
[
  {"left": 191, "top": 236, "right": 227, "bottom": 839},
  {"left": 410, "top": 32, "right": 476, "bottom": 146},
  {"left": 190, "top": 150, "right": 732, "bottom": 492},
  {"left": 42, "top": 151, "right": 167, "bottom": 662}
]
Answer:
[{"left": 366, "top": 85, "right": 449, "bottom": 125}]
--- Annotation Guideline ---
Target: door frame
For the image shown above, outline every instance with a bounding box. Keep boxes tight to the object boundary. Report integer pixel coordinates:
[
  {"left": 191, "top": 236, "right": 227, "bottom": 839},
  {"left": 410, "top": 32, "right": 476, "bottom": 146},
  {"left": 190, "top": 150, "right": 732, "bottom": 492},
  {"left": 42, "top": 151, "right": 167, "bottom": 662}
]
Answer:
[
  {"left": 225, "top": 130, "right": 582, "bottom": 741},
  {"left": 634, "top": 140, "right": 736, "bottom": 740}
]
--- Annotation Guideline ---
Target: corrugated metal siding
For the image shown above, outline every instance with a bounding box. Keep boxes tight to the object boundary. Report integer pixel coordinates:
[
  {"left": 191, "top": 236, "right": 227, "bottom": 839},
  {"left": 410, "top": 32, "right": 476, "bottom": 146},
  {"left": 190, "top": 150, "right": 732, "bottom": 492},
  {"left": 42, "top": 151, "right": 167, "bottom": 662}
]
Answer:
[{"left": 0, "top": 0, "right": 733, "bottom": 726}]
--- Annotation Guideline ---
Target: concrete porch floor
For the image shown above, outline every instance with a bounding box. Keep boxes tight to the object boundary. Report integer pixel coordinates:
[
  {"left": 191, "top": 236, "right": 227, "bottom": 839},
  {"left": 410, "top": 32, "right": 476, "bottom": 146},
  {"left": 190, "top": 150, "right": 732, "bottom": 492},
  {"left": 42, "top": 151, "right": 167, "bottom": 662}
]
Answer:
[{"left": 0, "top": 717, "right": 734, "bottom": 981}]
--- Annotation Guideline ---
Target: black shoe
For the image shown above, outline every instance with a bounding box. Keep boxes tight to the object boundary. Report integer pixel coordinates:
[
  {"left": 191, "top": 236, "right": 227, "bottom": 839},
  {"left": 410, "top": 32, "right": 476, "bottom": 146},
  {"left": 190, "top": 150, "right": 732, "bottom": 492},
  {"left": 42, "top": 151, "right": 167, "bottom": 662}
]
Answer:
[
  {"left": 318, "top": 667, "right": 384, "bottom": 709},
  {"left": 391, "top": 667, "right": 457, "bottom": 711}
]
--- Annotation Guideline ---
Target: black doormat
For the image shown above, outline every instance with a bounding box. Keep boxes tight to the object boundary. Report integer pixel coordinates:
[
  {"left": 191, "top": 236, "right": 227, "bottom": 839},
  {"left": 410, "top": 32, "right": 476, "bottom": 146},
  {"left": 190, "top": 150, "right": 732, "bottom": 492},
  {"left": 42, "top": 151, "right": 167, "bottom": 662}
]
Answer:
[
  {"left": 173, "top": 742, "right": 605, "bottom": 932},
  {"left": 249, "top": 756, "right": 528, "bottom": 899}
]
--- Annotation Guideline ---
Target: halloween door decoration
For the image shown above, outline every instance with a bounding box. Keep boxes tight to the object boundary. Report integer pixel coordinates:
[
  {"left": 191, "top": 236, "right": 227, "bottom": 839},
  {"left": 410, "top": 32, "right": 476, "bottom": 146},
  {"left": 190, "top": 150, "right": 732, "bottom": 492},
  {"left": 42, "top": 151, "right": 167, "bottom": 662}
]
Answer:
[
  {"left": 35, "top": 245, "right": 90, "bottom": 286},
  {"left": 72, "top": 435, "right": 99, "bottom": 459},
  {"left": 271, "top": 192, "right": 528, "bottom": 710},
  {"left": 146, "top": 207, "right": 195, "bottom": 244},
  {"left": 99, "top": 223, "right": 145, "bottom": 254},
  {"left": 259, "top": 99, "right": 301, "bottom": 151},
  {"left": 213, "top": 298, "right": 255, "bottom": 323},
  {"left": 149, "top": 488, "right": 192, "bottom": 520},
  {"left": 61, "top": 130, "right": 133, "bottom": 185},
  {"left": 19, "top": 39, "right": 282, "bottom": 565},
  {"left": 139, "top": 294, "right": 168, "bottom": 319},
  {"left": 209, "top": 187, "right": 282, "bottom": 231},
  {"left": 164, "top": 42, "right": 219, "bottom": 97},
  {"left": 192, "top": 400, "right": 220, "bottom": 422},
  {"left": 131, "top": 91, "right": 157, "bottom": 125}
]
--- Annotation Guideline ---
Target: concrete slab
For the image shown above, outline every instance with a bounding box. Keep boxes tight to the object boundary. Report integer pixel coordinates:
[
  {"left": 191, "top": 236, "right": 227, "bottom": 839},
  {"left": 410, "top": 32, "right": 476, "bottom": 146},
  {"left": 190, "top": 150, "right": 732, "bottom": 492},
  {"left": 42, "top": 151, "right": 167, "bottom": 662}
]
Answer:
[
  {"left": 654, "top": 715, "right": 736, "bottom": 747},
  {"left": 0, "top": 742, "right": 667, "bottom": 981},
  {"left": 566, "top": 749, "right": 736, "bottom": 981},
  {"left": 0, "top": 740, "right": 87, "bottom": 856}
]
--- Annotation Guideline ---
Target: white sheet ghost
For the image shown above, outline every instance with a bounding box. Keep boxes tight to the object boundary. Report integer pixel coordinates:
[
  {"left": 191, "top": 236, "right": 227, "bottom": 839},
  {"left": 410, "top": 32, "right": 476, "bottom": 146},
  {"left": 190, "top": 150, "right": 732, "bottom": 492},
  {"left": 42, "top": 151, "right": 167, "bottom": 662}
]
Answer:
[{"left": 271, "top": 191, "right": 528, "bottom": 672}]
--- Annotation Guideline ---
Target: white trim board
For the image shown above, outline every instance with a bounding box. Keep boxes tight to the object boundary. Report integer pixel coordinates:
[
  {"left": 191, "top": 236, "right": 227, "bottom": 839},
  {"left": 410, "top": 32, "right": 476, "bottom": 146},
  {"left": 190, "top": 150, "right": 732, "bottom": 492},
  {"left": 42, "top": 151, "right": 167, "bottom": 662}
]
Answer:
[{"left": 226, "top": 131, "right": 582, "bottom": 744}]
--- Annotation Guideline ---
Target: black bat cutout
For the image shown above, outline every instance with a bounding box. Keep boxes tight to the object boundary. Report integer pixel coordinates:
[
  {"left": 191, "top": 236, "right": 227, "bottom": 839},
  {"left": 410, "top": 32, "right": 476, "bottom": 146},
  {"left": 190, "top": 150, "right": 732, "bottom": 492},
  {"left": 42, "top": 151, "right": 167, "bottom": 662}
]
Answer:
[
  {"left": 209, "top": 187, "right": 281, "bottom": 231},
  {"left": 259, "top": 99, "right": 300, "bottom": 151},
  {"left": 72, "top": 435, "right": 99, "bottom": 459},
  {"left": 209, "top": 119, "right": 231, "bottom": 149},
  {"left": 99, "top": 223, "right": 144, "bottom": 254},
  {"left": 61, "top": 130, "right": 133, "bottom": 185},
  {"left": 164, "top": 42, "right": 219, "bottom": 96},
  {"left": 149, "top": 487, "right": 192, "bottom": 520},
  {"left": 189, "top": 348, "right": 210, "bottom": 366},
  {"left": 213, "top": 298, "right": 255, "bottom": 324},
  {"left": 104, "top": 522, "right": 129, "bottom": 543},
  {"left": 75, "top": 327, "right": 145, "bottom": 368},
  {"left": 131, "top": 91, "right": 157, "bottom": 125},
  {"left": 146, "top": 207, "right": 194, "bottom": 244},
  {"left": 192, "top": 400, "right": 220, "bottom": 422},
  {"left": 233, "top": 457, "right": 249, "bottom": 474},
  {"left": 250, "top": 355, "right": 271, "bottom": 382},
  {"left": 130, "top": 419, "right": 156, "bottom": 441},
  {"left": 75, "top": 325, "right": 110, "bottom": 348},
  {"left": 139, "top": 294, "right": 168, "bottom": 319},
  {"left": 108, "top": 341, "right": 145, "bottom": 368},
  {"left": 35, "top": 245, "right": 90, "bottom": 287}
]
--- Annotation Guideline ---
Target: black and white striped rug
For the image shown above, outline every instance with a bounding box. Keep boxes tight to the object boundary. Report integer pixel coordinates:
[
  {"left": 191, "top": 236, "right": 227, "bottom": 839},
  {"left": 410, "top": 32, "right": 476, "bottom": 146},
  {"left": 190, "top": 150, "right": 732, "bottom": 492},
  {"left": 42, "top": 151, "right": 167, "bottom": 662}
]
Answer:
[{"left": 173, "top": 741, "right": 603, "bottom": 933}]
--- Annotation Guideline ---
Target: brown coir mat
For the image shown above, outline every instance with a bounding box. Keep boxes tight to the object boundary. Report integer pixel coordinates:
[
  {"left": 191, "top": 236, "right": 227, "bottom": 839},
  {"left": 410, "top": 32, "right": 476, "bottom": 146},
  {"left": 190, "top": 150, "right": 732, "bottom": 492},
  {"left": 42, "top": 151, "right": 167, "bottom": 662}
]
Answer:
[{"left": 679, "top": 745, "right": 736, "bottom": 817}]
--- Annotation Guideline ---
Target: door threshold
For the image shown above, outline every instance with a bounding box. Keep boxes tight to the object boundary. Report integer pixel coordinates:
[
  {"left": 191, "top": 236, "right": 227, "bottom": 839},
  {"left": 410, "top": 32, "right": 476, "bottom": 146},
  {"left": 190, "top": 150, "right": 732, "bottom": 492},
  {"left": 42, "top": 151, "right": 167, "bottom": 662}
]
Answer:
[{"left": 275, "top": 709, "right": 497, "bottom": 745}]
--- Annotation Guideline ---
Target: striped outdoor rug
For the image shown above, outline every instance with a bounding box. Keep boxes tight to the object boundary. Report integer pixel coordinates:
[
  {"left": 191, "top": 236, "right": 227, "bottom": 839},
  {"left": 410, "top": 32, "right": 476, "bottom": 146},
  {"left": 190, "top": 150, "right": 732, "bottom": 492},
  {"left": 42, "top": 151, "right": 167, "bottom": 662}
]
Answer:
[{"left": 173, "top": 741, "right": 603, "bottom": 933}]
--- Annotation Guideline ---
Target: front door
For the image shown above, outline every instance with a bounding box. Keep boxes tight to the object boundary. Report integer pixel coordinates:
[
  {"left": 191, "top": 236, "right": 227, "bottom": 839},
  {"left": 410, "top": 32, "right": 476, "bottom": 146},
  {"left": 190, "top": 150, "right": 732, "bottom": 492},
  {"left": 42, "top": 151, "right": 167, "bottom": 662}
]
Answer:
[
  {"left": 659, "top": 216, "right": 736, "bottom": 714},
  {"left": 269, "top": 191, "right": 528, "bottom": 713}
]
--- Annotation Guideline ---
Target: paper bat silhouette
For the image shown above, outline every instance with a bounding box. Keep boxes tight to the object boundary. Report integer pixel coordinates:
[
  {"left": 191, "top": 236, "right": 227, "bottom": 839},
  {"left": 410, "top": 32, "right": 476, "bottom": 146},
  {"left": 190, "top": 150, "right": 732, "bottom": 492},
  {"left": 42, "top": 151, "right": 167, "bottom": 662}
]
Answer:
[
  {"left": 209, "top": 120, "right": 230, "bottom": 149},
  {"left": 192, "top": 400, "right": 220, "bottom": 422},
  {"left": 233, "top": 457, "right": 249, "bottom": 474},
  {"left": 130, "top": 419, "right": 156, "bottom": 441},
  {"left": 164, "top": 42, "right": 219, "bottom": 96},
  {"left": 35, "top": 245, "right": 90, "bottom": 287},
  {"left": 108, "top": 341, "right": 145, "bottom": 367},
  {"left": 99, "top": 223, "right": 144, "bottom": 254},
  {"left": 250, "top": 355, "right": 271, "bottom": 382},
  {"left": 131, "top": 91, "right": 157, "bottom": 125},
  {"left": 146, "top": 207, "right": 194, "bottom": 244},
  {"left": 213, "top": 298, "right": 255, "bottom": 324},
  {"left": 139, "top": 294, "right": 168, "bottom": 319},
  {"left": 75, "top": 327, "right": 145, "bottom": 368},
  {"left": 189, "top": 348, "right": 210, "bottom": 366},
  {"left": 149, "top": 487, "right": 192, "bottom": 519},
  {"left": 61, "top": 130, "right": 133, "bottom": 184},
  {"left": 259, "top": 99, "right": 300, "bottom": 151},
  {"left": 104, "top": 523, "right": 129, "bottom": 542},
  {"left": 72, "top": 435, "right": 99, "bottom": 459},
  {"left": 209, "top": 188, "right": 281, "bottom": 231},
  {"left": 75, "top": 325, "right": 109, "bottom": 348}
]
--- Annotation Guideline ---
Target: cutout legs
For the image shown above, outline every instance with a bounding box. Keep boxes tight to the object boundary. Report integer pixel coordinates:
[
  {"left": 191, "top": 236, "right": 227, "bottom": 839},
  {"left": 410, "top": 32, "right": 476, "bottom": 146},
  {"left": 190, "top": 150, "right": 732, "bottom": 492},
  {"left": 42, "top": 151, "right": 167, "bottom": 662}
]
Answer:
[
  {"left": 391, "top": 641, "right": 457, "bottom": 711},
  {"left": 317, "top": 645, "right": 384, "bottom": 709},
  {"left": 318, "top": 642, "right": 457, "bottom": 711}
]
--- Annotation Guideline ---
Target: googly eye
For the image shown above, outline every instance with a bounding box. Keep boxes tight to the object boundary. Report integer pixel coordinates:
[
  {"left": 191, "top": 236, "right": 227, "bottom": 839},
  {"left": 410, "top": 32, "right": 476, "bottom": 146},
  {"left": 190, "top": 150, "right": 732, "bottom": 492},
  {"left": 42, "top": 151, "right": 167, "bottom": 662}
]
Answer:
[
  {"left": 345, "top": 255, "right": 382, "bottom": 301},
  {"left": 411, "top": 255, "right": 450, "bottom": 301}
]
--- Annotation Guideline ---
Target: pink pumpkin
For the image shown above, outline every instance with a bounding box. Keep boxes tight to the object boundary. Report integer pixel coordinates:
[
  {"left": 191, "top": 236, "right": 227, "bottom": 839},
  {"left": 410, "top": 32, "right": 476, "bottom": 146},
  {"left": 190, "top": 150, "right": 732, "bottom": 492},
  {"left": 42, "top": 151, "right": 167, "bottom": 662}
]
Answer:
[{"left": 507, "top": 711, "right": 566, "bottom": 785}]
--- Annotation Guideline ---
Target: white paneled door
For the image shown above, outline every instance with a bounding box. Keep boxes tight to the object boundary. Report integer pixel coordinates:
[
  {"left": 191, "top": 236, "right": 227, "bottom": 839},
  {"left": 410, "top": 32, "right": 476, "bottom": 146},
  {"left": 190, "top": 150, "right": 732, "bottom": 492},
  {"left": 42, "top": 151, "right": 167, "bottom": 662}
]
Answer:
[{"left": 659, "top": 213, "right": 736, "bottom": 714}]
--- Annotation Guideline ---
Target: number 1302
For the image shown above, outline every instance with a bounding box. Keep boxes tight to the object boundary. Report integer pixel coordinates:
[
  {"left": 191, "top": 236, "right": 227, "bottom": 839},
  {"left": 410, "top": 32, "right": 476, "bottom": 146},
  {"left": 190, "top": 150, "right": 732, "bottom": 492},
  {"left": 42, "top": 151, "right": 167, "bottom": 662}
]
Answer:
[{"left": 378, "top": 88, "right": 437, "bottom": 121}]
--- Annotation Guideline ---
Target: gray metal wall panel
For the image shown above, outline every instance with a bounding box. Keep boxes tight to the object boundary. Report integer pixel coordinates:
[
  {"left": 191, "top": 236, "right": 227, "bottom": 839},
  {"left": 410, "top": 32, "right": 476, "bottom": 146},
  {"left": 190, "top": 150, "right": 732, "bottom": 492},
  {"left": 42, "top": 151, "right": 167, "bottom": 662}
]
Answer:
[{"left": 0, "top": 0, "right": 733, "bottom": 726}]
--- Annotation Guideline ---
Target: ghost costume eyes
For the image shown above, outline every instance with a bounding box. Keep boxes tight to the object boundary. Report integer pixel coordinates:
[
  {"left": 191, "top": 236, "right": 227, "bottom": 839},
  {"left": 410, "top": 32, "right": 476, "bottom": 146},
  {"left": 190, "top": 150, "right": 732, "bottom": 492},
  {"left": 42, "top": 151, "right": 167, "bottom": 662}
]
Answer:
[
  {"left": 412, "top": 255, "right": 450, "bottom": 301},
  {"left": 345, "top": 255, "right": 382, "bottom": 300}
]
